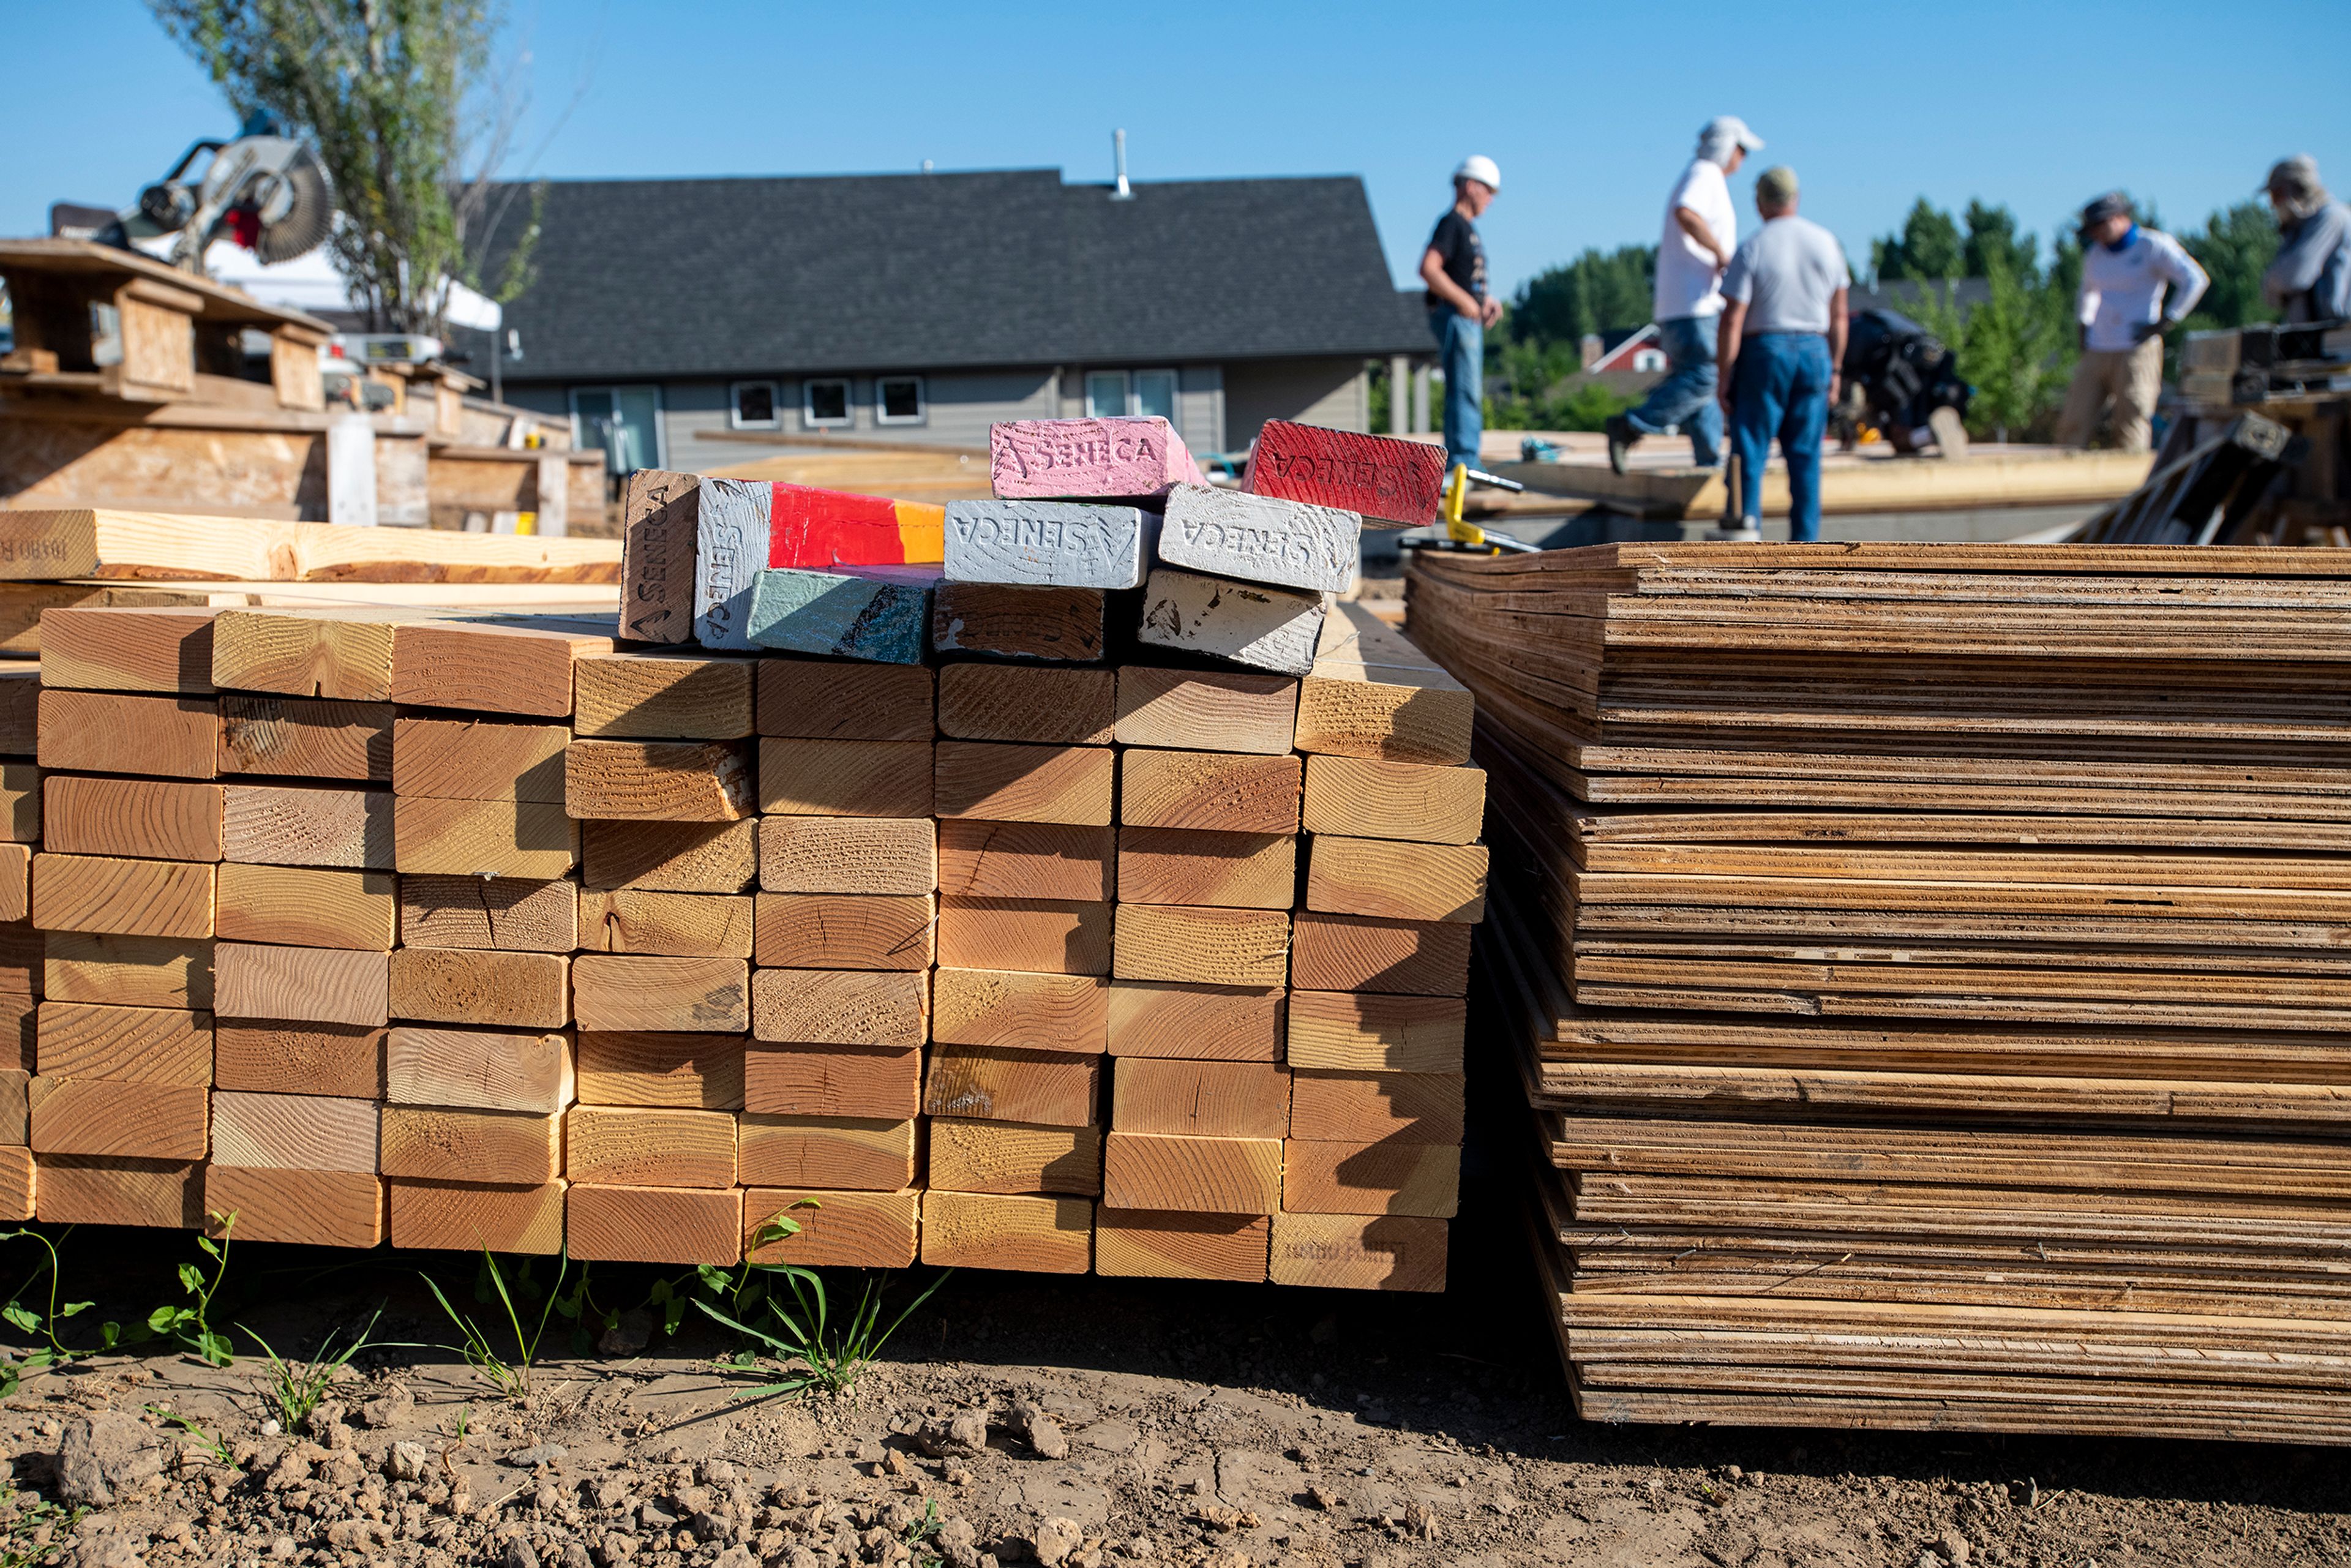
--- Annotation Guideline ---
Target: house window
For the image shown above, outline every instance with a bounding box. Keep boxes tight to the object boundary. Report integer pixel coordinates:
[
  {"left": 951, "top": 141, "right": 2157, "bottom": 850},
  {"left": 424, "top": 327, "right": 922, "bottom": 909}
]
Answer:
[
  {"left": 1632, "top": 348, "right": 1667, "bottom": 372},
  {"left": 730, "top": 381, "right": 779, "bottom": 429},
  {"left": 569, "top": 385, "right": 664, "bottom": 473},
  {"left": 1084, "top": 371, "right": 1128, "bottom": 418},
  {"left": 876, "top": 375, "right": 925, "bottom": 425},
  {"left": 1134, "top": 369, "right": 1177, "bottom": 422},
  {"left": 803, "top": 378, "right": 852, "bottom": 429},
  {"left": 1085, "top": 369, "right": 1180, "bottom": 421}
]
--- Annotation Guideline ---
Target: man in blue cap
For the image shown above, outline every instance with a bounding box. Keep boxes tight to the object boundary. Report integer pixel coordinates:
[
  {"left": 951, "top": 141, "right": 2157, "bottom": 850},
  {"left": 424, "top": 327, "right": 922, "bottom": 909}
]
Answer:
[{"left": 2056, "top": 191, "right": 2207, "bottom": 452}]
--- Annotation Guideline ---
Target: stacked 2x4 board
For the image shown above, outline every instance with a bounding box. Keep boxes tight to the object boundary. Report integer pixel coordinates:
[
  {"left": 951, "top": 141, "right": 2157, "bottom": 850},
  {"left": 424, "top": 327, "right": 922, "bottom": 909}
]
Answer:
[{"left": 1406, "top": 541, "right": 2351, "bottom": 1441}]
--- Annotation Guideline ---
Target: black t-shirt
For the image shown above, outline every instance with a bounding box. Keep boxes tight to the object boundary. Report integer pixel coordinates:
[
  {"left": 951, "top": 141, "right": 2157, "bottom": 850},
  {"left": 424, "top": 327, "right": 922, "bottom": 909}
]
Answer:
[{"left": 1427, "top": 209, "right": 1486, "bottom": 313}]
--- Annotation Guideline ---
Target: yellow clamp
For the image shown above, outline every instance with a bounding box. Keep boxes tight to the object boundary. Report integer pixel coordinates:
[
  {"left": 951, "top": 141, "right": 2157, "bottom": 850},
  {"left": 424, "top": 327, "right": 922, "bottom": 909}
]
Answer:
[{"left": 1441, "top": 463, "right": 1492, "bottom": 550}]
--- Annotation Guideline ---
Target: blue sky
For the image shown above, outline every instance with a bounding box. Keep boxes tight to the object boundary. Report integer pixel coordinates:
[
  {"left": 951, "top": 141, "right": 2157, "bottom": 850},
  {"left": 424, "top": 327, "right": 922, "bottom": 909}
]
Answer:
[{"left": 12, "top": 0, "right": 2349, "bottom": 298}]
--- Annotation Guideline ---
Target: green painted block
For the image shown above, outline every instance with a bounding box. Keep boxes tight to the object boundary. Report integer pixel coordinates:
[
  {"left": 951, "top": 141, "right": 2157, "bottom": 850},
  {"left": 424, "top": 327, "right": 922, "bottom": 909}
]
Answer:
[{"left": 744, "top": 566, "right": 936, "bottom": 665}]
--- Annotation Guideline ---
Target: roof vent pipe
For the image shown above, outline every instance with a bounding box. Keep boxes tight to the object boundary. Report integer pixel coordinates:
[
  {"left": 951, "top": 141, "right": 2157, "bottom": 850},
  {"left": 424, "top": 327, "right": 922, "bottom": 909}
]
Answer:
[{"left": 1111, "top": 129, "right": 1133, "bottom": 201}]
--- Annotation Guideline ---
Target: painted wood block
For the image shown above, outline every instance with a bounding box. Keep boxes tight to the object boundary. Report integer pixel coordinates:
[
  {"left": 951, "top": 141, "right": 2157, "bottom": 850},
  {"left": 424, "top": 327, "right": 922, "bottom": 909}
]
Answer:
[
  {"left": 214, "top": 942, "right": 388, "bottom": 1026},
  {"left": 35, "top": 1155, "right": 201, "bottom": 1229},
  {"left": 924, "top": 1045, "right": 1097, "bottom": 1127},
  {"left": 750, "top": 969, "right": 927, "bottom": 1048},
  {"left": 1242, "top": 419, "right": 1448, "bottom": 526},
  {"left": 752, "top": 893, "right": 933, "bottom": 971},
  {"left": 1268, "top": 1211, "right": 1447, "bottom": 1292},
  {"left": 571, "top": 955, "right": 747, "bottom": 1034},
  {"left": 737, "top": 1116, "right": 914, "bottom": 1191},
  {"left": 745, "top": 566, "right": 934, "bottom": 665},
  {"left": 1287, "top": 1070, "right": 1464, "bottom": 1144},
  {"left": 743, "top": 1187, "right": 920, "bottom": 1267},
  {"left": 0, "top": 1146, "right": 29, "bottom": 1221},
  {"left": 1112, "top": 1057, "right": 1289, "bottom": 1139},
  {"left": 743, "top": 1043, "right": 920, "bottom": 1119},
  {"left": 572, "top": 651, "right": 756, "bottom": 740},
  {"left": 932, "top": 581, "right": 1106, "bottom": 660},
  {"left": 38, "top": 690, "right": 217, "bottom": 779},
  {"left": 208, "top": 607, "right": 426, "bottom": 702},
  {"left": 937, "top": 664, "right": 1115, "bottom": 745},
  {"left": 1288, "top": 912, "right": 1472, "bottom": 997},
  {"left": 565, "top": 1105, "right": 737, "bottom": 1188},
  {"left": 769, "top": 484, "right": 945, "bottom": 568},
  {"left": 1119, "top": 750, "right": 1301, "bottom": 833},
  {"left": 39, "top": 605, "right": 217, "bottom": 693},
  {"left": 214, "top": 1022, "right": 384, "bottom": 1099},
  {"left": 1158, "top": 484, "right": 1359, "bottom": 594},
  {"left": 926, "top": 1118, "right": 1101, "bottom": 1196},
  {"left": 618, "top": 468, "right": 700, "bottom": 645},
  {"left": 942, "top": 500, "right": 1149, "bottom": 589},
  {"left": 389, "top": 948, "right": 570, "bottom": 1029},
  {"left": 1304, "top": 837, "right": 1487, "bottom": 923},
  {"left": 583, "top": 819, "right": 757, "bottom": 893},
  {"left": 754, "top": 659, "right": 933, "bottom": 741},
  {"left": 216, "top": 865, "right": 395, "bottom": 951},
  {"left": 391, "top": 716, "right": 569, "bottom": 801},
  {"left": 757, "top": 816, "right": 934, "bottom": 895},
  {"left": 696, "top": 478, "right": 771, "bottom": 651},
  {"left": 935, "top": 742, "right": 1112, "bottom": 825},
  {"left": 1106, "top": 982, "right": 1284, "bottom": 1061},
  {"left": 204, "top": 1166, "right": 384, "bottom": 1248},
  {"left": 919, "top": 1190, "right": 1092, "bottom": 1274},
  {"left": 1285, "top": 992, "right": 1465, "bottom": 1074},
  {"left": 1104, "top": 1133, "right": 1288, "bottom": 1222},
  {"left": 579, "top": 890, "right": 753, "bottom": 958},
  {"left": 32, "top": 854, "right": 213, "bottom": 939},
  {"left": 756, "top": 738, "right": 933, "bottom": 817},
  {"left": 576, "top": 1031, "right": 745, "bottom": 1109},
  {"left": 219, "top": 694, "right": 393, "bottom": 780},
  {"left": 937, "top": 896, "right": 1112, "bottom": 977},
  {"left": 937, "top": 821, "right": 1114, "bottom": 902},
  {"left": 46, "top": 932, "right": 213, "bottom": 1013},
  {"left": 1300, "top": 756, "right": 1485, "bottom": 846},
  {"left": 390, "top": 618, "right": 613, "bottom": 718},
  {"left": 1096, "top": 1209, "right": 1270, "bottom": 1281},
  {"left": 1116, "top": 828, "right": 1295, "bottom": 910},
  {"left": 1112, "top": 905, "right": 1289, "bottom": 988},
  {"left": 386, "top": 1026, "right": 574, "bottom": 1112},
  {"left": 399, "top": 876, "right": 579, "bottom": 952},
  {"left": 394, "top": 797, "right": 578, "bottom": 879},
  {"left": 565, "top": 739, "right": 754, "bottom": 822},
  {"left": 987, "top": 416, "right": 1196, "bottom": 500},
  {"left": 932, "top": 969, "right": 1106, "bottom": 1053},
  {"left": 219, "top": 784, "right": 393, "bottom": 869},
  {"left": 29, "top": 1078, "right": 208, "bottom": 1160},
  {"left": 567, "top": 1184, "right": 743, "bottom": 1265},
  {"left": 379, "top": 1105, "right": 561, "bottom": 1184},
  {"left": 389, "top": 1178, "right": 566, "bottom": 1255},
  {"left": 1112, "top": 666, "right": 1297, "bottom": 755},
  {"left": 1137, "top": 568, "right": 1325, "bottom": 677},
  {"left": 36, "top": 1002, "right": 211, "bottom": 1085},
  {"left": 1281, "top": 1139, "right": 1459, "bottom": 1218},
  {"left": 208, "top": 1090, "right": 378, "bottom": 1172}
]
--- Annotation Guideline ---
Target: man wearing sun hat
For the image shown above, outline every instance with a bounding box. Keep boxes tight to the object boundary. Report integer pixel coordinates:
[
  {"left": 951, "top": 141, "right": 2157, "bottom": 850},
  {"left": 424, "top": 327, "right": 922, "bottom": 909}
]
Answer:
[
  {"left": 2055, "top": 190, "right": 2207, "bottom": 453},
  {"left": 1420, "top": 155, "right": 1502, "bottom": 473},
  {"left": 2260, "top": 156, "right": 2351, "bottom": 324}
]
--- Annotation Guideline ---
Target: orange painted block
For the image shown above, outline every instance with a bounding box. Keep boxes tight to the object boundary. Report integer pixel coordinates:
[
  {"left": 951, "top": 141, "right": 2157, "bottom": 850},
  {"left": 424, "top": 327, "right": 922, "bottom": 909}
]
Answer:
[{"left": 767, "top": 484, "right": 945, "bottom": 568}]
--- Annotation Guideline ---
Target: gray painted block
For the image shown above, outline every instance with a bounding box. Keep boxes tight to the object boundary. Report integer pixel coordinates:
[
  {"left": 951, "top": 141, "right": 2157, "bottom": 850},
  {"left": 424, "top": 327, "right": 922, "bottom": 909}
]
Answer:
[
  {"left": 1156, "top": 485, "right": 1360, "bottom": 594},
  {"left": 694, "top": 478, "right": 772, "bottom": 651},
  {"left": 943, "top": 500, "right": 1152, "bottom": 589},
  {"left": 1136, "top": 566, "right": 1327, "bottom": 677},
  {"left": 746, "top": 566, "right": 935, "bottom": 665}
]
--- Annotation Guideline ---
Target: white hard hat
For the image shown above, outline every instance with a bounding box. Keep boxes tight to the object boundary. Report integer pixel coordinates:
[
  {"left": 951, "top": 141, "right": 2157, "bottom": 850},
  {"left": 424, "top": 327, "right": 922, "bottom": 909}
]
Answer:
[{"left": 1455, "top": 155, "right": 1501, "bottom": 192}]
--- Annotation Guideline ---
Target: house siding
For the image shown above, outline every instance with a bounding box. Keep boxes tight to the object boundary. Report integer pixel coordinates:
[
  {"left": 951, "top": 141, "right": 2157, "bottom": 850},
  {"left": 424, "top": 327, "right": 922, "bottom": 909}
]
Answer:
[{"left": 1223, "top": 357, "right": 1370, "bottom": 451}]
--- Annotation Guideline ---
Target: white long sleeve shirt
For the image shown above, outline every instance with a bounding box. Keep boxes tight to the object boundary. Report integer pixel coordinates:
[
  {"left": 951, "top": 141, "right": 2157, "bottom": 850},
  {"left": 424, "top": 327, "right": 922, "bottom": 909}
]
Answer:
[{"left": 2076, "top": 226, "right": 2209, "bottom": 353}]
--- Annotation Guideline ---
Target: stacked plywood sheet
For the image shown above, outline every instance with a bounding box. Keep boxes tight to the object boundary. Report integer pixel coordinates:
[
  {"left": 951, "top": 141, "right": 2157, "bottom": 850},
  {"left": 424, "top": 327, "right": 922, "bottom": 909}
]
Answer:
[{"left": 1406, "top": 541, "right": 2351, "bottom": 1441}]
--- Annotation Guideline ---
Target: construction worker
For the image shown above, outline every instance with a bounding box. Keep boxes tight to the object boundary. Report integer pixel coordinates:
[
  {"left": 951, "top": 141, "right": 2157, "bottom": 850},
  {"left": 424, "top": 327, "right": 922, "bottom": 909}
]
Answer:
[
  {"left": 1608, "top": 116, "right": 1766, "bottom": 476},
  {"left": 1714, "top": 165, "right": 1849, "bottom": 542},
  {"left": 2260, "top": 156, "right": 2351, "bottom": 324},
  {"left": 2055, "top": 192, "right": 2207, "bottom": 453},
  {"left": 1420, "top": 156, "right": 1502, "bottom": 474}
]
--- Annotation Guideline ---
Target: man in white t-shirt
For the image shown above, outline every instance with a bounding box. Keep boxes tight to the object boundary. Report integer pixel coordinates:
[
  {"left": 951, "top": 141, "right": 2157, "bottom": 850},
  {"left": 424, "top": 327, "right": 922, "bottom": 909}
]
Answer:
[
  {"left": 2056, "top": 192, "right": 2208, "bottom": 453},
  {"left": 1606, "top": 116, "right": 1764, "bottom": 475}
]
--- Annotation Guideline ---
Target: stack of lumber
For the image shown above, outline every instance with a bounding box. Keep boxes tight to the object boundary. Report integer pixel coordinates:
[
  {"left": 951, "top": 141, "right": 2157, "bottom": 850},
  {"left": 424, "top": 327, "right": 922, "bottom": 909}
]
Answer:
[{"left": 1404, "top": 540, "right": 2351, "bottom": 1440}]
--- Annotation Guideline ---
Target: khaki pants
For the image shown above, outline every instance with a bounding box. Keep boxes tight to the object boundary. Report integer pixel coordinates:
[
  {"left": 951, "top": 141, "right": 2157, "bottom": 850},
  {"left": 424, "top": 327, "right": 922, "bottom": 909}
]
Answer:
[{"left": 2056, "top": 337, "right": 2163, "bottom": 452}]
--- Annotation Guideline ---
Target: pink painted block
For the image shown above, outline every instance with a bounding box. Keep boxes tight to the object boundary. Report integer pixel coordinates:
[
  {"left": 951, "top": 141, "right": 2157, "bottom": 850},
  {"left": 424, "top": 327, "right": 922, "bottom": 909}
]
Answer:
[
  {"left": 989, "top": 418, "right": 1201, "bottom": 500},
  {"left": 1243, "top": 421, "right": 1449, "bottom": 527}
]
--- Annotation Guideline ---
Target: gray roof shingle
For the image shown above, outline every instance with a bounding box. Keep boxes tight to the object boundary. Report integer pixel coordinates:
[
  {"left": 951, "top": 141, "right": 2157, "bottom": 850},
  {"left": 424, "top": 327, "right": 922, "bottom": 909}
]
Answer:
[{"left": 472, "top": 168, "right": 1430, "bottom": 383}]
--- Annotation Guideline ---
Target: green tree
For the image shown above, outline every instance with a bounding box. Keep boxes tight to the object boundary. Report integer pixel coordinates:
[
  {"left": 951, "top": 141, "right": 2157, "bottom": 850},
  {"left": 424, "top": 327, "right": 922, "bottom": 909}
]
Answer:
[
  {"left": 1872, "top": 198, "right": 1965, "bottom": 282},
  {"left": 1509, "top": 245, "right": 1655, "bottom": 345},
  {"left": 1962, "top": 201, "right": 2039, "bottom": 281},
  {"left": 2179, "top": 200, "right": 2282, "bottom": 331},
  {"left": 148, "top": 0, "right": 542, "bottom": 335},
  {"left": 1910, "top": 248, "right": 2077, "bottom": 440}
]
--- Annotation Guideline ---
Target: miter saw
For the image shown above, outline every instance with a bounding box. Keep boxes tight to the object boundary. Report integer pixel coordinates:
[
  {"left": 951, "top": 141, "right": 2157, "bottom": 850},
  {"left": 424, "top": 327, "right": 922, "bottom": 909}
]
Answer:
[{"left": 48, "top": 109, "right": 334, "bottom": 276}]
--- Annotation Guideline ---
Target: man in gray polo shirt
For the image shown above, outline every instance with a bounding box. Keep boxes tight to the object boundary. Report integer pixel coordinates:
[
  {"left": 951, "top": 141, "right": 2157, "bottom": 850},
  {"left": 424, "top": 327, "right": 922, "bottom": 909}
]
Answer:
[{"left": 1715, "top": 165, "right": 1850, "bottom": 541}]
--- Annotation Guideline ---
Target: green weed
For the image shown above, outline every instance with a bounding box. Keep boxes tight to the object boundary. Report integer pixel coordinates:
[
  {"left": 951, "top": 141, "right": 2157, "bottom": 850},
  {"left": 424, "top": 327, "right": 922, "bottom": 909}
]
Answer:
[
  {"left": 242, "top": 1308, "right": 391, "bottom": 1430},
  {"left": 422, "top": 1251, "right": 574, "bottom": 1400},
  {"left": 903, "top": 1497, "right": 947, "bottom": 1566},
  {"left": 147, "top": 1211, "right": 236, "bottom": 1367},
  {"left": 144, "top": 1404, "right": 234, "bottom": 1467},
  {"left": 0, "top": 1228, "right": 145, "bottom": 1392},
  {"left": 0, "top": 1486, "right": 84, "bottom": 1568},
  {"left": 697, "top": 1248, "right": 950, "bottom": 1400}
]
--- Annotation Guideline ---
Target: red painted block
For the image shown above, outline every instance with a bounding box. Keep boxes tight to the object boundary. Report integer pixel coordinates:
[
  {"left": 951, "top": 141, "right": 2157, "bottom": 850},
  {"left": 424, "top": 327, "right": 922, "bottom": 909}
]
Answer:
[
  {"left": 1243, "top": 421, "right": 1448, "bottom": 527},
  {"left": 767, "top": 484, "right": 945, "bottom": 568},
  {"left": 990, "top": 418, "right": 1199, "bottom": 499}
]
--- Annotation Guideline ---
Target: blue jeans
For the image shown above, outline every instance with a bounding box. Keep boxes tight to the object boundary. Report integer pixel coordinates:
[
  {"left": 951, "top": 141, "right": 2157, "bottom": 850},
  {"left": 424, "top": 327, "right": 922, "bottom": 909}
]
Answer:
[
  {"left": 1624, "top": 314, "right": 1723, "bottom": 467},
  {"left": 1429, "top": 309, "right": 1483, "bottom": 472},
  {"left": 1730, "top": 332, "right": 1832, "bottom": 541}
]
